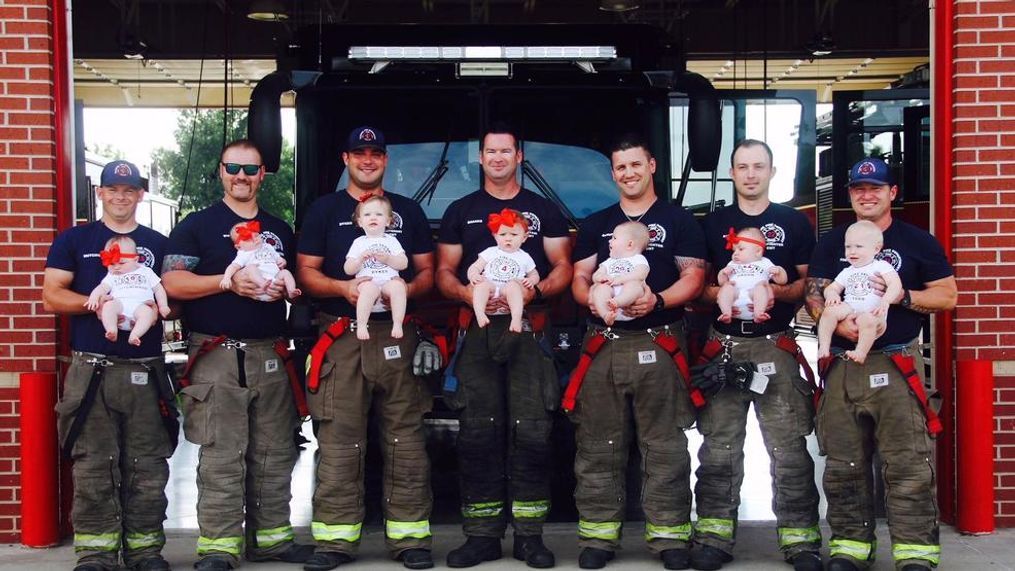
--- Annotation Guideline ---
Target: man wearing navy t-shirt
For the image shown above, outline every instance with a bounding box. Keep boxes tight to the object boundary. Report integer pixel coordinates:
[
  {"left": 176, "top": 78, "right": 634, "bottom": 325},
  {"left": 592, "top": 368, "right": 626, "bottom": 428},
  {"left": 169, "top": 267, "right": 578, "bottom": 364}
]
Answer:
[
  {"left": 437, "top": 125, "right": 572, "bottom": 569},
  {"left": 805, "top": 158, "right": 957, "bottom": 571},
  {"left": 162, "top": 140, "right": 311, "bottom": 570},
  {"left": 693, "top": 140, "right": 821, "bottom": 571},
  {"left": 43, "top": 160, "right": 174, "bottom": 571},
  {"left": 569, "top": 134, "right": 706, "bottom": 570},
  {"left": 297, "top": 127, "right": 436, "bottom": 571}
]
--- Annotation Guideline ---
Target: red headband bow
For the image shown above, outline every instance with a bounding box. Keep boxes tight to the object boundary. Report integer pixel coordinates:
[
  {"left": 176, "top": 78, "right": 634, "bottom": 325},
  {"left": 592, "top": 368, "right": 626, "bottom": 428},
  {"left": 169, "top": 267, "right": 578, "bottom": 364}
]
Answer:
[
  {"left": 100, "top": 243, "right": 137, "bottom": 267},
  {"left": 724, "top": 227, "right": 767, "bottom": 251},
  {"left": 235, "top": 220, "right": 261, "bottom": 242},
  {"left": 487, "top": 208, "right": 526, "bottom": 234},
  {"left": 357, "top": 192, "right": 377, "bottom": 203}
]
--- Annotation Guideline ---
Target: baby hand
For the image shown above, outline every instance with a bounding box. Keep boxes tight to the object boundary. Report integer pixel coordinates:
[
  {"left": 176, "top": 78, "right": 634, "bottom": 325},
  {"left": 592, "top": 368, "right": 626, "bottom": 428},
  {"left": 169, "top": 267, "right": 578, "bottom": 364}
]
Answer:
[
  {"left": 372, "top": 252, "right": 389, "bottom": 265},
  {"left": 720, "top": 266, "right": 733, "bottom": 278},
  {"left": 84, "top": 297, "right": 99, "bottom": 311},
  {"left": 825, "top": 296, "right": 841, "bottom": 307},
  {"left": 159, "top": 305, "right": 171, "bottom": 319},
  {"left": 276, "top": 257, "right": 286, "bottom": 269},
  {"left": 470, "top": 275, "right": 486, "bottom": 285},
  {"left": 872, "top": 301, "right": 889, "bottom": 316},
  {"left": 519, "top": 278, "right": 534, "bottom": 289},
  {"left": 219, "top": 276, "right": 232, "bottom": 290}
]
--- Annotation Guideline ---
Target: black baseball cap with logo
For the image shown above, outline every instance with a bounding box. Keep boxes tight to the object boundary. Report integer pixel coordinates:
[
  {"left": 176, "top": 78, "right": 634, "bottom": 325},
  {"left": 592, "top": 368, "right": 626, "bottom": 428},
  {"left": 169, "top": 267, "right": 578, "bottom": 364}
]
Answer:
[{"left": 346, "top": 126, "right": 386, "bottom": 152}]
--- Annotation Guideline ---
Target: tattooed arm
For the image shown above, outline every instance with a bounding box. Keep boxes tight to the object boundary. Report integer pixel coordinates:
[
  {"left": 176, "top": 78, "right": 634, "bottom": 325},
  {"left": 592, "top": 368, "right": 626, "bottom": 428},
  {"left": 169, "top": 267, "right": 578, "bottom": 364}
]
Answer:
[
  {"left": 806, "top": 276, "right": 860, "bottom": 341},
  {"left": 162, "top": 254, "right": 280, "bottom": 301}
]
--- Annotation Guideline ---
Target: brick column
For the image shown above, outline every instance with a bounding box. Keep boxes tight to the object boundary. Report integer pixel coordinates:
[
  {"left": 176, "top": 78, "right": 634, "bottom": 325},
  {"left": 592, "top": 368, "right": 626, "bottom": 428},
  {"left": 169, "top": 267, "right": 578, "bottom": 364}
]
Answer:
[
  {"left": 952, "top": 0, "right": 1015, "bottom": 527},
  {"left": 0, "top": 0, "right": 60, "bottom": 542}
]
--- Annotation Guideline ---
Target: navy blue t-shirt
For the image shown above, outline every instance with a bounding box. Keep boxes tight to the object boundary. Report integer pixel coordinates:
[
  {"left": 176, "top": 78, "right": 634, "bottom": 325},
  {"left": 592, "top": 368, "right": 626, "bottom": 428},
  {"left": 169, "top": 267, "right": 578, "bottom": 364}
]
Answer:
[
  {"left": 574, "top": 200, "right": 707, "bottom": 330},
  {"left": 45, "top": 221, "right": 166, "bottom": 358},
  {"left": 438, "top": 188, "right": 569, "bottom": 286},
  {"left": 164, "top": 201, "right": 296, "bottom": 339},
  {"left": 701, "top": 202, "right": 815, "bottom": 332},
  {"left": 298, "top": 190, "right": 434, "bottom": 318},
  {"left": 809, "top": 219, "right": 953, "bottom": 349}
]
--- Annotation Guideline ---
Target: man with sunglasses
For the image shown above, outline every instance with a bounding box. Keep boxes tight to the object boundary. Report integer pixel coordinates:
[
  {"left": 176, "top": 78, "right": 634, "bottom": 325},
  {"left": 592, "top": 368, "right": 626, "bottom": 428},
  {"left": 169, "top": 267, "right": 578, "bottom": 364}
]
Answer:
[
  {"left": 43, "top": 160, "right": 175, "bottom": 571},
  {"left": 163, "top": 140, "right": 312, "bottom": 570},
  {"left": 297, "top": 126, "right": 437, "bottom": 571}
]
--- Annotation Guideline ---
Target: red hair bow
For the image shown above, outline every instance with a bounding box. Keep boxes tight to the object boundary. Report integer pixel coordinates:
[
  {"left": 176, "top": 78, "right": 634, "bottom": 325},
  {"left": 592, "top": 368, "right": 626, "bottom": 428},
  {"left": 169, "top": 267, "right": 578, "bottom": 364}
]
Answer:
[
  {"left": 100, "top": 244, "right": 137, "bottom": 267},
  {"left": 724, "top": 226, "right": 767, "bottom": 251},
  {"left": 357, "top": 192, "right": 377, "bottom": 202},
  {"left": 235, "top": 220, "right": 261, "bottom": 242},
  {"left": 487, "top": 208, "right": 525, "bottom": 234}
]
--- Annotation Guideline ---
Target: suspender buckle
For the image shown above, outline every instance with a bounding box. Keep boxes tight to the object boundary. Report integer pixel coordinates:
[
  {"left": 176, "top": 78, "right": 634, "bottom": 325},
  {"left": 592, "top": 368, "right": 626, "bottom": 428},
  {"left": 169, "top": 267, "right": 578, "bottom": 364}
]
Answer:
[
  {"left": 222, "top": 339, "right": 247, "bottom": 350},
  {"left": 84, "top": 357, "right": 113, "bottom": 368}
]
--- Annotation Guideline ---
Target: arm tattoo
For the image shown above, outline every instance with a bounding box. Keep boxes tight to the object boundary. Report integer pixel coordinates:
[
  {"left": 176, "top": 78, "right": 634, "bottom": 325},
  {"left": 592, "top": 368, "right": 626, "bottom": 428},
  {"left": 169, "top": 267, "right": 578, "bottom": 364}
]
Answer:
[
  {"left": 804, "top": 277, "right": 831, "bottom": 321},
  {"left": 675, "top": 256, "right": 706, "bottom": 271},
  {"left": 162, "top": 254, "right": 200, "bottom": 274}
]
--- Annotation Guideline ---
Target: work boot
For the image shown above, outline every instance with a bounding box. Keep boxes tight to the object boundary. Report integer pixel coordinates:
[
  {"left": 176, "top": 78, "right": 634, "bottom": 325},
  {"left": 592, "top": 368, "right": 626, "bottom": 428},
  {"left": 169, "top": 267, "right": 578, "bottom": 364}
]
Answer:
[
  {"left": 578, "top": 547, "right": 614, "bottom": 569},
  {"left": 789, "top": 551, "right": 823, "bottom": 571},
  {"left": 73, "top": 564, "right": 108, "bottom": 571},
  {"left": 446, "top": 536, "right": 502, "bottom": 568},
  {"left": 661, "top": 548, "right": 691, "bottom": 570},
  {"left": 900, "top": 565, "right": 931, "bottom": 571},
  {"left": 398, "top": 548, "right": 435, "bottom": 570},
  {"left": 689, "top": 544, "right": 732, "bottom": 570},
  {"left": 303, "top": 551, "right": 354, "bottom": 571},
  {"left": 513, "top": 535, "right": 556, "bottom": 568},
  {"left": 193, "top": 557, "right": 232, "bottom": 571},
  {"left": 248, "top": 543, "right": 316, "bottom": 563},
  {"left": 131, "top": 556, "right": 171, "bottom": 571},
  {"left": 826, "top": 558, "right": 860, "bottom": 571}
]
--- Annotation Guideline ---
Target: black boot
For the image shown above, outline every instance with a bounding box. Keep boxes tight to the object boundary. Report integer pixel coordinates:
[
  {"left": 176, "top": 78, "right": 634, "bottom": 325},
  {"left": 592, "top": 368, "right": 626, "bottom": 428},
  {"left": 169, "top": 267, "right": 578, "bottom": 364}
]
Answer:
[
  {"left": 193, "top": 557, "right": 233, "bottom": 571},
  {"left": 513, "top": 535, "right": 555, "bottom": 568},
  {"left": 689, "top": 544, "right": 732, "bottom": 571},
  {"left": 900, "top": 565, "right": 931, "bottom": 571},
  {"left": 789, "top": 551, "right": 823, "bottom": 571},
  {"left": 302, "top": 551, "right": 354, "bottom": 571},
  {"left": 826, "top": 558, "right": 860, "bottom": 571},
  {"left": 578, "top": 547, "right": 615, "bottom": 569},
  {"left": 661, "top": 548, "right": 691, "bottom": 570},
  {"left": 398, "top": 549, "right": 435, "bottom": 570},
  {"left": 131, "top": 556, "right": 170, "bottom": 571},
  {"left": 447, "top": 536, "right": 502, "bottom": 568}
]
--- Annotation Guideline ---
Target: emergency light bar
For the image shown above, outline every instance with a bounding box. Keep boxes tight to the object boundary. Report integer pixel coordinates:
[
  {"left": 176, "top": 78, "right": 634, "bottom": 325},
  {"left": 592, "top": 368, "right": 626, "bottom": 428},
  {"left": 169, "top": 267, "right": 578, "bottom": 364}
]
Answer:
[{"left": 348, "top": 45, "right": 618, "bottom": 61}]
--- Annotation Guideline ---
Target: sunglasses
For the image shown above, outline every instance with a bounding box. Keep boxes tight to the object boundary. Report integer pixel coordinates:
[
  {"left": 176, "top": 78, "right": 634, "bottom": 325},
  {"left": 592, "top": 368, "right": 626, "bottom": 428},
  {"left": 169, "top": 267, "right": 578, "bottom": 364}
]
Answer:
[{"left": 221, "top": 162, "right": 262, "bottom": 176}]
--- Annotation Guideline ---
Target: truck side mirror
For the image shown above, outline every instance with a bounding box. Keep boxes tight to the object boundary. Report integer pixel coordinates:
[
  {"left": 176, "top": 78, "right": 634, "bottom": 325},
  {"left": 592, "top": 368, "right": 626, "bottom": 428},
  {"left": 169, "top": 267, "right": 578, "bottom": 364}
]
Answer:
[
  {"left": 248, "top": 71, "right": 293, "bottom": 173},
  {"left": 675, "top": 71, "right": 722, "bottom": 173}
]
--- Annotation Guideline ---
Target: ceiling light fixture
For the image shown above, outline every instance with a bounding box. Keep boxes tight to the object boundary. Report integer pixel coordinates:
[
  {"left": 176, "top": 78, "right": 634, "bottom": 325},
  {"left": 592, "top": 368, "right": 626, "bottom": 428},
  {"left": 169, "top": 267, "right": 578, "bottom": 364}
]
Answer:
[
  {"left": 247, "top": 0, "right": 289, "bottom": 22},
  {"left": 806, "top": 33, "right": 835, "bottom": 57},
  {"left": 599, "top": 1, "right": 639, "bottom": 12}
]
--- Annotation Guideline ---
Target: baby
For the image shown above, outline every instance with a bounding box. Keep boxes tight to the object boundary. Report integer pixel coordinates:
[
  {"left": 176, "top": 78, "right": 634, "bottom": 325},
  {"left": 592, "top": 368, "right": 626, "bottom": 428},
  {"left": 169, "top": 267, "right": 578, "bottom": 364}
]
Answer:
[
  {"left": 85, "top": 236, "right": 170, "bottom": 346},
  {"left": 220, "top": 220, "right": 301, "bottom": 299},
  {"left": 344, "top": 194, "right": 408, "bottom": 341},
  {"left": 468, "top": 208, "right": 539, "bottom": 333},
  {"left": 818, "top": 220, "right": 902, "bottom": 364},
  {"left": 590, "top": 221, "right": 651, "bottom": 326},
  {"left": 716, "top": 227, "right": 788, "bottom": 323}
]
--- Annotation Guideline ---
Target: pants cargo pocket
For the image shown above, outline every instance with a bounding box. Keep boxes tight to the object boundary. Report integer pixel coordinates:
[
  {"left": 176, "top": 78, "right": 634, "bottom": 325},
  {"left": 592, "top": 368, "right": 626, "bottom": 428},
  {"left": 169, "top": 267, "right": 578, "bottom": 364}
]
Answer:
[
  {"left": 538, "top": 353, "right": 561, "bottom": 412},
  {"left": 575, "top": 439, "right": 622, "bottom": 513},
  {"left": 790, "top": 377, "right": 816, "bottom": 436},
  {"left": 179, "top": 383, "right": 215, "bottom": 446},
  {"left": 56, "top": 393, "right": 86, "bottom": 454},
  {"left": 308, "top": 362, "right": 336, "bottom": 420}
]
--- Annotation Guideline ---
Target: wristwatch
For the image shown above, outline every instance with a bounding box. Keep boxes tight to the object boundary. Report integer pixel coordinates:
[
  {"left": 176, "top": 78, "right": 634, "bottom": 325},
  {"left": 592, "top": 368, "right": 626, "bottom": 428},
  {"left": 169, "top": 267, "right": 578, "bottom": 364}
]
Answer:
[
  {"left": 653, "top": 293, "right": 665, "bottom": 312},
  {"left": 900, "top": 289, "right": 912, "bottom": 309},
  {"left": 532, "top": 284, "right": 544, "bottom": 302}
]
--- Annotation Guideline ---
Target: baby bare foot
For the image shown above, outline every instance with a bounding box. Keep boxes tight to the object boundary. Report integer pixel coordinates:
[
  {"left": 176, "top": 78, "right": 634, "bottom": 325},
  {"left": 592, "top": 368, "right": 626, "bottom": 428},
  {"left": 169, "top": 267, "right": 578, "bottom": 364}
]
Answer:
[
  {"left": 357, "top": 327, "right": 370, "bottom": 341},
  {"left": 607, "top": 298, "right": 619, "bottom": 311},
  {"left": 603, "top": 310, "right": 617, "bottom": 326},
  {"left": 845, "top": 350, "right": 867, "bottom": 364},
  {"left": 509, "top": 319, "right": 523, "bottom": 333},
  {"left": 717, "top": 313, "right": 732, "bottom": 324},
  {"left": 128, "top": 335, "right": 141, "bottom": 346},
  {"left": 391, "top": 324, "right": 404, "bottom": 339},
  {"left": 817, "top": 347, "right": 830, "bottom": 359},
  {"left": 105, "top": 330, "right": 118, "bottom": 342},
  {"left": 289, "top": 288, "right": 302, "bottom": 299},
  {"left": 754, "top": 312, "right": 770, "bottom": 323},
  {"left": 476, "top": 314, "right": 490, "bottom": 328}
]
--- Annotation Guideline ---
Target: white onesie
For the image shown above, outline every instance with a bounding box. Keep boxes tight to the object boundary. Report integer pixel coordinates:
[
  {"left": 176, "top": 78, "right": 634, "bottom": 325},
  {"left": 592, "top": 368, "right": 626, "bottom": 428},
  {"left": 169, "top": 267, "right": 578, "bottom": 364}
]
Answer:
[
  {"left": 833, "top": 259, "right": 897, "bottom": 313},
  {"left": 477, "top": 246, "right": 537, "bottom": 315},
  {"left": 596, "top": 254, "right": 650, "bottom": 322},
  {"left": 230, "top": 242, "right": 284, "bottom": 281},
  {"left": 346, "top": 234, "right": 405, "bottom": 312},
  {"left": 722, "top": 257, "right": 775, "bottom": 320},
  {"left": 101, "top": 266, "right": 161, "bottom": 330}
]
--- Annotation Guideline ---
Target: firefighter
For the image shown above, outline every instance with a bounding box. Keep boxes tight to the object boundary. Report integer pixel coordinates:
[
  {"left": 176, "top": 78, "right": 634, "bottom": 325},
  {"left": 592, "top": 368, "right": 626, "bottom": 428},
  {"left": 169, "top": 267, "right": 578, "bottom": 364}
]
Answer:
[
  {"left": 692, "top": 139, "right": 821, "bottom": 571},
  {"left": 436, "top": 124, "right": 572, "bottom": 569},
  {"left": 297, "top": 127, "right": 437, "bottom": 571},
  {"left": 806, "top": 157, "right": 957, "bottom": 571},
  {"left": 567, "top": 134, "right": 706, "bottom": 569},
  {"left": 162, "top": 140, "right": 312, "bottom": 570},
  {"left": 43, "top": 160, "right": 176, "bottom": 571}
]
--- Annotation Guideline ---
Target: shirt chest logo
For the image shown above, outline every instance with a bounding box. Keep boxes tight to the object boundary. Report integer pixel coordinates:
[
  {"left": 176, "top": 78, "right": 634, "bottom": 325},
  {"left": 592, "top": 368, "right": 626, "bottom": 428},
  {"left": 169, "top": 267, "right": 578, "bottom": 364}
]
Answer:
[
  {"left": 759, "top": 223, "right": 785, "bottom": 249},
  {"left": 646, "top": 223, "right": 666, "bottom": 251},
  {"left": 876, "top": 249, "right": 903, "bottom": 272}
]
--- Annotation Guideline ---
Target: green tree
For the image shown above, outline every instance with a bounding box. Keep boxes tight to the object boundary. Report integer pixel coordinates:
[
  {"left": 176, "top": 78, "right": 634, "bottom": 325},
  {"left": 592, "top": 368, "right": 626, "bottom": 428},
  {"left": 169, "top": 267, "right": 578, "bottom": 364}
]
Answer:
[
  {"left": 88, "top": 142, "right": 126, "bottom": 160},
  {"left": 152, "top": 109, "right": 295, "bottom": 224}
]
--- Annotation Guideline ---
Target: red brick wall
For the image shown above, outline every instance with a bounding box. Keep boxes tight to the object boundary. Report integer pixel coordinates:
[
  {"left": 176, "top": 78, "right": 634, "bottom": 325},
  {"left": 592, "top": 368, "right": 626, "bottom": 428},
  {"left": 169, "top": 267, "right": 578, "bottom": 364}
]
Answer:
[
  {"left": 952, "top": 0, "right": 1015, "bottom": 525},
  {"left": 0, "top": 0, "right": 59, "bottom": 542}
]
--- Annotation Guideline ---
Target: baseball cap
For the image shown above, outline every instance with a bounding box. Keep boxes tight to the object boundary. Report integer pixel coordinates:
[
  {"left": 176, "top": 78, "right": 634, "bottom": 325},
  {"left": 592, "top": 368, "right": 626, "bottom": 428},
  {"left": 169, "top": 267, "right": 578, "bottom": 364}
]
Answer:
[
  {"left": 847, "top": 158, "right": 892, "bottom": 187},
  {"left": 100, "top": 160, "right": 143, "bottom": 188},
  {"left": 346, "top": 126, "right": 386, "bottom": 153}
]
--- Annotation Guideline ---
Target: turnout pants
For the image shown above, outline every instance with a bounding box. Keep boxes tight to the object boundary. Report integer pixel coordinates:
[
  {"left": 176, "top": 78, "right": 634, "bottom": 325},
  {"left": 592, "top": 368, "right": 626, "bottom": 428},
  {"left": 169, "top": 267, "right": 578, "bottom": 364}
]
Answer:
[
  {"left": 308, "top": 315, "right": 433, "bottom": 557},
  {"left": 571, "top": 324, "right": 696, "bottom": 554},
  {"left": 57, "top": 353, "right": 173, "bottom": 569},
  {"left": 178, "top": 333, "right": 300, "bottom": 565},
  {"left": 693, "top": 331, "right": 820, "bottom": 558},
  {"left": 817, "top": 341, "right": 940, "bottom": 569},
  {"left": 448, "top": 314, "right": 559, "bottom": 538}
]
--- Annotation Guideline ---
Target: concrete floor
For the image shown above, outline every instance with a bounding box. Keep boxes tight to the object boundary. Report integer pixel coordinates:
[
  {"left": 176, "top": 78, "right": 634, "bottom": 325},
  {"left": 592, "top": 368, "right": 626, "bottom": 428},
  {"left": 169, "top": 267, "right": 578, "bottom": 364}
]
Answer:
[{"left": 2, "top": 522, "right": 1013, "bottom": 570}]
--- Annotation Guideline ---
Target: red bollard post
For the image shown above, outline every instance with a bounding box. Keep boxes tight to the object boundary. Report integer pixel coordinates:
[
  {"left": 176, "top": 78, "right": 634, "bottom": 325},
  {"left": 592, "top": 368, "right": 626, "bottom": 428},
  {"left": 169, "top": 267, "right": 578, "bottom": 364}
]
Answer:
[
  {"left": 956, "top": 360, "right": 995, "bottom": 535},
  {"left": 19, "top": 372, "right": 60, "bottom": 547}
]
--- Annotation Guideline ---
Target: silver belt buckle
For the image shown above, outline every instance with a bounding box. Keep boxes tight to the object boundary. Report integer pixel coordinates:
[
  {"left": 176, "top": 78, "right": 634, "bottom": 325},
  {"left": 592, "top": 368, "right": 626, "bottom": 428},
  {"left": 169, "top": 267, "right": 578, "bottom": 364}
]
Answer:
[
  {"left": 739, "top": 320, "right": 755, "bottom": 335},
  {"left": 223, "top": 339, "right": 247, "bottom": 350}
]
